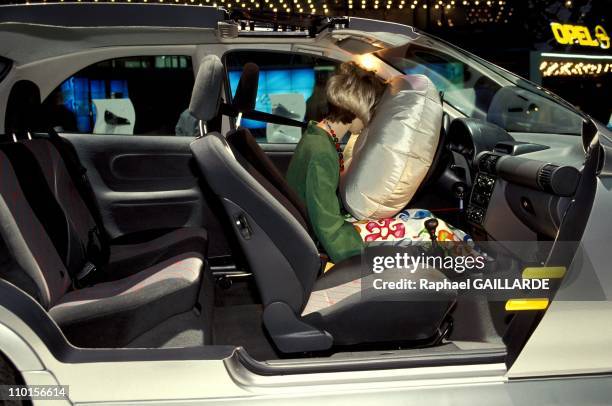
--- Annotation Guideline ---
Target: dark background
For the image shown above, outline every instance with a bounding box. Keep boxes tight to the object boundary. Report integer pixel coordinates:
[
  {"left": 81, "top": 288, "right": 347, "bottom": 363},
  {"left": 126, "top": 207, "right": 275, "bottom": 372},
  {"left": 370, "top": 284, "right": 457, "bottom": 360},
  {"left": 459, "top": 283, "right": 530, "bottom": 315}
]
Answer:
[{"left": 336, "top": 0, "right": 611, "bottom": 125}]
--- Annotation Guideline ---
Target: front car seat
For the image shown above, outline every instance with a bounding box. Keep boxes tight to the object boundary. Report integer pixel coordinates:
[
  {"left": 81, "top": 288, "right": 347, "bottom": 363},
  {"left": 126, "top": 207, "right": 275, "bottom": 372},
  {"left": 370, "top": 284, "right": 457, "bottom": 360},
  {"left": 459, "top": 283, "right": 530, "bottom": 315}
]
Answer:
[
  {"left": 189, "top": 56, "right": 456, "bottom": 353},
  {"left": 224, "top": 63, "right": 310, "bottom": 224},
  {"left": 192, "top": 130, "right": 456, "bottom": 353}
]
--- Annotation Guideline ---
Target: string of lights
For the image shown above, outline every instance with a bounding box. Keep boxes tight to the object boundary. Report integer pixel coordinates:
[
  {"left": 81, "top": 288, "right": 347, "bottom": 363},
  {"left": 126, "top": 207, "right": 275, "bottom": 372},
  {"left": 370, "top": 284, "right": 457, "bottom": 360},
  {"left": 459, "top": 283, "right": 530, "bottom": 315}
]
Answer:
[{"left": 5, "top": 0, "right": 518, "bottom": 24}]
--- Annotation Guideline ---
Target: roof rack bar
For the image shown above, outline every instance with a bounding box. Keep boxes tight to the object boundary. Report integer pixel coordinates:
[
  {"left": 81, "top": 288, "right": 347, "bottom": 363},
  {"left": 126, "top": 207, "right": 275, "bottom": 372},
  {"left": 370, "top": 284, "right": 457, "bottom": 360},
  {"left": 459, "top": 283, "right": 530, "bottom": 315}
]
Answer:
[{"left": 229, "top": 10, "right": 349, "bottom": 38}]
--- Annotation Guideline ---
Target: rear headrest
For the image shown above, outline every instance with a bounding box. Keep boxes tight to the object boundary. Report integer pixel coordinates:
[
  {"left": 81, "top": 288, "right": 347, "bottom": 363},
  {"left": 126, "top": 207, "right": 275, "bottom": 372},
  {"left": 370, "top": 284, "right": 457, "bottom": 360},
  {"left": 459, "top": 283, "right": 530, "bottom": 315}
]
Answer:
[
  {"left": 340, "top": 74, "right": 443, "bottom": 220},
  {"left": 188, "top": 55, "right": 224, "bottom": 122},
  {"left": 5, "top": 80, "right": 41, "bottom": 134},
  {"left": 233, "top": 62, "right": 259, "bottom": 112}
]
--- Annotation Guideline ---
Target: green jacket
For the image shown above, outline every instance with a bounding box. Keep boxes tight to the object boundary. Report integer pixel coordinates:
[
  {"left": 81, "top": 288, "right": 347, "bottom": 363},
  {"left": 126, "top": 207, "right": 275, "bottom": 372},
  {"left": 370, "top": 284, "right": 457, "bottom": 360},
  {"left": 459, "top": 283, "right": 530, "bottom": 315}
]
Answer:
[{"left": 286, "top": 122, "right": 364, "bottom": 263}]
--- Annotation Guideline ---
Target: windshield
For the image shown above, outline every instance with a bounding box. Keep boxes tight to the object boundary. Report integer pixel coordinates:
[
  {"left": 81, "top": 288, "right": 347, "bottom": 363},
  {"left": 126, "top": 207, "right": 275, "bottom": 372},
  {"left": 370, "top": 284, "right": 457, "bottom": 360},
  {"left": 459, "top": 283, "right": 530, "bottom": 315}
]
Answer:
[{"left": 376, "top": 36, "right": 585, "bottom": 135}]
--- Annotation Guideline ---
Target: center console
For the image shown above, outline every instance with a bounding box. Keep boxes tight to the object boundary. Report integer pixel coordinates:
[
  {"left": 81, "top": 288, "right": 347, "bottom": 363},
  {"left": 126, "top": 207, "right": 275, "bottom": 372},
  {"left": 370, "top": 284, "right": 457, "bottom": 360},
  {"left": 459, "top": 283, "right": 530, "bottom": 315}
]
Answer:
[
  {"left": 466, "top": 153, "right": 501, "bottom": 226},
  {"left": 466, "top": 148, "right": 581, "bottom": 230}
]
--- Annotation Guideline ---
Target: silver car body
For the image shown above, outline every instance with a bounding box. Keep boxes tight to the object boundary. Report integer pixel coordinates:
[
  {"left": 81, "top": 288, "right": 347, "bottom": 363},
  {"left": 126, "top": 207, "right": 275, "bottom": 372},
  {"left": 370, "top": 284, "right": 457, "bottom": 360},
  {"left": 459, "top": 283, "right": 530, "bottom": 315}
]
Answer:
[{"left": 0, "top": 4, "right": 611, "bottom": 404}]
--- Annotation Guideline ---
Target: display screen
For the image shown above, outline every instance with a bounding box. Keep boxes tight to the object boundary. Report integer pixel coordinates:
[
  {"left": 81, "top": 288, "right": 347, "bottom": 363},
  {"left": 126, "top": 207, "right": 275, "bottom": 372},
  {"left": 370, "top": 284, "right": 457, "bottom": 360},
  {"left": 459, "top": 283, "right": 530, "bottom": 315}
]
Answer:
[
  {"left": 60, "top": 77, "right": 129, "bottom": 133},
  {"left": 43, "top": 55, "right": 193, "bottom": 135},
  {"left": 228, "top": 68, "right": 316, "bottom": 128}
]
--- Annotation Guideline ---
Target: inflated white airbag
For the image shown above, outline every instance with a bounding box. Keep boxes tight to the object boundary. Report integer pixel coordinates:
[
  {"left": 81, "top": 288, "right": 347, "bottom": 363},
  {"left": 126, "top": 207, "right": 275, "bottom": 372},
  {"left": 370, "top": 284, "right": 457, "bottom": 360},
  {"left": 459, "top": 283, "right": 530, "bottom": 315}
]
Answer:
[{"left": 340, "top": 74, "right": 442, "bottom": 220}]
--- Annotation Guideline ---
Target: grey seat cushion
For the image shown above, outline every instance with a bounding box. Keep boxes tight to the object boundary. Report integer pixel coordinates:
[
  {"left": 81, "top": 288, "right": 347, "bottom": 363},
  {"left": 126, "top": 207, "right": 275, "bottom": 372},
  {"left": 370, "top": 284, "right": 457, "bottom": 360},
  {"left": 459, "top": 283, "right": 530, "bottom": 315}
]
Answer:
[
  {"left": 107, "top": 228, "right": 208, "bottom": 280},
  {"left": 49, "top": 252, "right": 204, "bottom": 347},
  {"left": 0, "top": 149, "right": 72, "bottom": 308},
  {"left": 302, "top": 256, "right": 456, "bottom": 345}
]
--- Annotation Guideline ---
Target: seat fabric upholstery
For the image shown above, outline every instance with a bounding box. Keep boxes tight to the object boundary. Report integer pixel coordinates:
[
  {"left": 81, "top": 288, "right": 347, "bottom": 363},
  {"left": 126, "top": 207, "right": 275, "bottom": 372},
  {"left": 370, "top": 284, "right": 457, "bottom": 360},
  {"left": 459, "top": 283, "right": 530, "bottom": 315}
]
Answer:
[
  {"left": 192, "top": 132, "right": 320, "bottom": 313},
  {"left": 0, "top": 147, "right": 205, "bottom": 348},
  {"left": 226, "top": 128, "right": 310, "bottom": 224},
  {"left": 50, "top": 252, "right": 203, "bottom": 347},
  {"left": 107, "top": 228, "right": 208, "bottom": 280},
  {"left": 0, "top": 149, "right": 71, "bottom": 307},
  {"left": 302, "top": 256, "right": 455, "bottom": 346}
]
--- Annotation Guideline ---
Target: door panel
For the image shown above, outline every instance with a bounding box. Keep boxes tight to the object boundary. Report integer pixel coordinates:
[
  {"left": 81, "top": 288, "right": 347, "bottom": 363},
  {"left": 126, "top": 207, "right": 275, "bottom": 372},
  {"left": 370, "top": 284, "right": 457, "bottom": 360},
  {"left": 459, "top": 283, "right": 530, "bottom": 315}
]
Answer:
[
  {"left": 109, "top": 153, "right": 195, "bottom": 190},
  {"left": 63, "top": 134, "right": 205, "bottom": 239}
]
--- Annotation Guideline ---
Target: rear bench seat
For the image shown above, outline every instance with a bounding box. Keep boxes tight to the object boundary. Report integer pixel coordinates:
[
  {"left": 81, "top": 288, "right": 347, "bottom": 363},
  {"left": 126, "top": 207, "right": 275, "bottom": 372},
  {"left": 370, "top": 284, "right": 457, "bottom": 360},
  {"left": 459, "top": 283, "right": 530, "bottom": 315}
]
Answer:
[
  {"left": 0, "top": 142, "right": 208, "bottom": 348},
  {"left": 24, "top": 136, "right": 208, "bottom": 280},
  {"left": 3, "top": 78, "right": 208, "bottom": 280}
]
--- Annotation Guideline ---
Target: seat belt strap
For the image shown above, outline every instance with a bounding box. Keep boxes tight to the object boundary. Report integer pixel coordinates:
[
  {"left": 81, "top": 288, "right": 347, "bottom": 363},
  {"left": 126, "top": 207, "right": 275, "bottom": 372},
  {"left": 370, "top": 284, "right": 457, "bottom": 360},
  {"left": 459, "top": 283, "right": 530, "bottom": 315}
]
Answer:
[{"left": 46, "top": 129, "right": 111, "bottom": 264}]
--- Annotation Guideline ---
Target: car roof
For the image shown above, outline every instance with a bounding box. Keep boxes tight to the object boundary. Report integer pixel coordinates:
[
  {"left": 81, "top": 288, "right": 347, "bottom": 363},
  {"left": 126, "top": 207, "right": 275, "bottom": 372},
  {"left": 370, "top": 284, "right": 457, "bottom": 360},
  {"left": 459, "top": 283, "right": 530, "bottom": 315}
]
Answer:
[
  {"left": 0, "top": 23, "right": 222, "bottom": 65},
  {"left": 0, "top": 3, "right": 226, "bottom": 29},
  {"left": 0, "top": 4, "right": 227, "bottom": 65},
  {"left": 0, "top": 4, "right": 423, "bottom": 65}
]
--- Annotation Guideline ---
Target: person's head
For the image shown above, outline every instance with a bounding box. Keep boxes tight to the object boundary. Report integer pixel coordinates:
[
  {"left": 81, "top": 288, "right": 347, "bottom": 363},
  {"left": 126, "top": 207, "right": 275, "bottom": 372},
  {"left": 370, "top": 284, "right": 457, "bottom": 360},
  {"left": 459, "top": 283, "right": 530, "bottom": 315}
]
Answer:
[{"left": 325, "top": 62, "right": 386, "bottom": 134}]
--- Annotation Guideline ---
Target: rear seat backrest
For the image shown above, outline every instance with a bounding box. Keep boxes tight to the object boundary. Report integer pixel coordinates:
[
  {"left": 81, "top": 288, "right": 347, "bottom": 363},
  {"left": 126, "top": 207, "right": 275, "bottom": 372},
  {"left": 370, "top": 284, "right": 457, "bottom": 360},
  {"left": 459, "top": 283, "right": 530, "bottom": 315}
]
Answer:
[
  {"left": 3, "top": 143, "right": 89, "bottom": 274},
  {"left": 0, "top": 149, "right": 71, "bottom": 307},
  {"left": 24, "top": 139, "right": 98, "bottom": 247}
]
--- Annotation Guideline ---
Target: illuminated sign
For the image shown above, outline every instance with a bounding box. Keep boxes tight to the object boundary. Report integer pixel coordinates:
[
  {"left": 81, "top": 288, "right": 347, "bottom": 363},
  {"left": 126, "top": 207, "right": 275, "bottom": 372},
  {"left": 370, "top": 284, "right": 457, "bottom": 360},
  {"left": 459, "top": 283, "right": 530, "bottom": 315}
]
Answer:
[
  {"left": 550, "top": 22, "right": 610, "bottom": 50},
  {"left": 539, "top": 60, "right": 612, "bottom": 77}
]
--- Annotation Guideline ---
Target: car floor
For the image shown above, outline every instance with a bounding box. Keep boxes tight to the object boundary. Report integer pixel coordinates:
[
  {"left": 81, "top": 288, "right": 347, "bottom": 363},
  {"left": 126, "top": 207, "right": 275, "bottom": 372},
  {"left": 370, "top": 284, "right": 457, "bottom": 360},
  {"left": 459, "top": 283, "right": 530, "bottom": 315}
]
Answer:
[
  {"left": 212, "top": 304, "right": 280, "bottom": 360},
  {"left": 126, "top": 275, "right": 506, "bottom": 360},
  {"left": 126, "top": 311, "right": 206, "bottom": 348},
  {"left": 122, "top": 277, "right": 278, "bottom": 357},
  {"left": 211, "top": 278, "right": 281, "bottom": 360}
]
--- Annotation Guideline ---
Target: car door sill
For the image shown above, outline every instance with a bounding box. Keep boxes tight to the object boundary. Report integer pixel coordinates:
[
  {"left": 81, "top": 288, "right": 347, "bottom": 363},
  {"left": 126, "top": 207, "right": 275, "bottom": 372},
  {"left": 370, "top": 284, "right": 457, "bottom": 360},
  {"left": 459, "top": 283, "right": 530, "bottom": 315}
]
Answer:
[{"left": 229, "top": 344, "right": 507, "bottom": 377}]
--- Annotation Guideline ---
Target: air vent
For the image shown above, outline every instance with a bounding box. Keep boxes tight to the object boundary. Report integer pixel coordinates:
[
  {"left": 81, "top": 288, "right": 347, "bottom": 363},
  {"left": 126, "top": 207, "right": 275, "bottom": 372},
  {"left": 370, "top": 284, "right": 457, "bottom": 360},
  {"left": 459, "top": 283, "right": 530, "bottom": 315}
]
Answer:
[
  {"left": 494, "top": 143, "right": 513, "bottom": 155},
  {"left": 537, "top": 164, "right": 556, "bottom": 192}
]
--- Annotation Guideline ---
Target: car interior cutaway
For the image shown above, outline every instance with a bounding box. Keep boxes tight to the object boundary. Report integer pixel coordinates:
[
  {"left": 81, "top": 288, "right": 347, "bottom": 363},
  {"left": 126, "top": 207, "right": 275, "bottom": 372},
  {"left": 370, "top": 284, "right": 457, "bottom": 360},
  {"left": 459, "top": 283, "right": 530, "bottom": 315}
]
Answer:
[{"left": 0, "top": 12, "right": 602, "bottom": 374}]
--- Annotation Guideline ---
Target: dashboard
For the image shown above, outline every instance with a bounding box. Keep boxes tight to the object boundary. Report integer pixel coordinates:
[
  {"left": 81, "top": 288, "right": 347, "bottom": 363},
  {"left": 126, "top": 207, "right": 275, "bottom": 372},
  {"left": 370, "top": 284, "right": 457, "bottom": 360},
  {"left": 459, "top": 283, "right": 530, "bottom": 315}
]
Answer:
[{"left": 442, "top": 118, "right": 584, "bottom": 243}]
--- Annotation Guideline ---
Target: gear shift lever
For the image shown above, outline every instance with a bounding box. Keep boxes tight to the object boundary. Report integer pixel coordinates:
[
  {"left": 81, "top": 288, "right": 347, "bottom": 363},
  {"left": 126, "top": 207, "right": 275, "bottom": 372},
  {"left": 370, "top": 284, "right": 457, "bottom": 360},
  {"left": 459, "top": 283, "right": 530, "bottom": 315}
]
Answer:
[
  {"left": 425, "top": 218, "right": 438, "bottom": 240},
  {"left": 424, "top": 218, "right": 443, "bottom": 256}
]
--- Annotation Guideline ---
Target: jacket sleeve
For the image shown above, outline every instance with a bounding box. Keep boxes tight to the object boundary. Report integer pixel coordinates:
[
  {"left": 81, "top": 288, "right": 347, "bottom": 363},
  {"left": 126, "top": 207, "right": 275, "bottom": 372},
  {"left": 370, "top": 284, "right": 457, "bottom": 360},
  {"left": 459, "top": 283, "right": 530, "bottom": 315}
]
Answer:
[{"left": 305, "top": 155, "right": 363, "bottom": 263}]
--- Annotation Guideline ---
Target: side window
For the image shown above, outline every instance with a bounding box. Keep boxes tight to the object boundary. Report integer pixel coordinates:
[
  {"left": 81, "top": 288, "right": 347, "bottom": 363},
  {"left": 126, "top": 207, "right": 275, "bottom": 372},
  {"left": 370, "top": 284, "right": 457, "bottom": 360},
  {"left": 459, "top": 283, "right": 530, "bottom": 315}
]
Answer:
[
  {"left": 224, "top": 51, "right": 339, "bottom": 143},
  {"left": 41, "top": 55, "right": 194, "bottom": 136}
]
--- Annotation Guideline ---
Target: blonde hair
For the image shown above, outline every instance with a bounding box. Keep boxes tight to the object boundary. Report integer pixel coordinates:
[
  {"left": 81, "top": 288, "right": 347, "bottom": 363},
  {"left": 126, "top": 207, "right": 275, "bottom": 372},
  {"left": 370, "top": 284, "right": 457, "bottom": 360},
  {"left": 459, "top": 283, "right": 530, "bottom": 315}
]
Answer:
[{"left": 325, "top": 62, "right": 385, "bottom": 125}]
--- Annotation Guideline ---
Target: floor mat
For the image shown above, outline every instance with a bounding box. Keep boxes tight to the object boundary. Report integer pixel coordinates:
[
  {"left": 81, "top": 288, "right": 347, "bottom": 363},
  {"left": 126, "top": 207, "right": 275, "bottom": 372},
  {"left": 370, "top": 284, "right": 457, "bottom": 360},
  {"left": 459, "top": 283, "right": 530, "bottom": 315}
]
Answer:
[
  {"left": 126, "top": 310, "right": 206, "bottom": 348},
  {"left": 213, "top": 304, "right": 280, "bottom": 360},
  {"left": 214, "top": 278, "right": 261, "bottom": 307}
]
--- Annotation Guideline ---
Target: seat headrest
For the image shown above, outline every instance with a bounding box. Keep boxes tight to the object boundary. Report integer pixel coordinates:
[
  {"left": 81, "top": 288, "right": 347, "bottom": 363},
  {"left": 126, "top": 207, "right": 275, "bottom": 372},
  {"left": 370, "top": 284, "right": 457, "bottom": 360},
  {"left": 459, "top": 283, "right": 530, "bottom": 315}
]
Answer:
[
  {"left": 233, "top": 62, "right": 259, "bottom": 112},
  {"left": 340, "top": 74, "right": 443, "bottom": 220},
  {"left": 188, "top": 55, "right": 224, "bottom": 122},
  {"left": 5, "top": 80, "right": 42, "bottom": 134}
]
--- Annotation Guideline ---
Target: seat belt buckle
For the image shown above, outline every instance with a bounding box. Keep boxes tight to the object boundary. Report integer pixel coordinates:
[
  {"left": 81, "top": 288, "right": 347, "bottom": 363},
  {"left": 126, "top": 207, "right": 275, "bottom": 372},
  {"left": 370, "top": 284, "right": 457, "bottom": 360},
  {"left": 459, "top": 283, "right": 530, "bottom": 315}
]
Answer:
[
  {"left": 319, "top": 253, "right": 332, "bottom": 273},
  {"left": 234, "top": 214, "right": 252, "bottom": 240},
  {"left": 88, "top": 225, "right": 101, "bottom": 245},
  {"left": 74, "top": 261, "right": 97, "bottom": 288}
]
